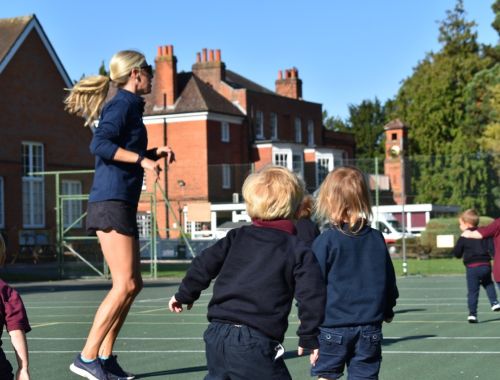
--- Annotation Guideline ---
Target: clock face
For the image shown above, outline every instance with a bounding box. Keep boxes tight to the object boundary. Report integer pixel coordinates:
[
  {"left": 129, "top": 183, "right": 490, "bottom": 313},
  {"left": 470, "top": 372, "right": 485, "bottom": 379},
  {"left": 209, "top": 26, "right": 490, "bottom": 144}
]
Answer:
[{"left": 389, "top": 145, "right": 401, "bottom": 158}]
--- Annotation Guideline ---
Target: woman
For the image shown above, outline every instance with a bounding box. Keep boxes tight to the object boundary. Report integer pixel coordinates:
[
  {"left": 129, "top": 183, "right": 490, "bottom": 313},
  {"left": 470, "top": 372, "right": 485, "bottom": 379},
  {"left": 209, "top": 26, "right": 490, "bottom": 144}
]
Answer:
[{"left": 65, "top": 50, "right": 174, "bottom": 380}]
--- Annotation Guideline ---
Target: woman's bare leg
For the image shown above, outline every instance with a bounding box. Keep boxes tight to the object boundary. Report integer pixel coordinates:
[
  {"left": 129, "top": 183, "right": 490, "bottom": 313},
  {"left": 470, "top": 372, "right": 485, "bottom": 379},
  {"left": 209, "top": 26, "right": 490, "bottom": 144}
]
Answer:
[
  {"left": 81, "top": 231, "right": 143, "bottom": 359},
  {"left": 99, "top": 239, "right": 143, "bottom": 357}
]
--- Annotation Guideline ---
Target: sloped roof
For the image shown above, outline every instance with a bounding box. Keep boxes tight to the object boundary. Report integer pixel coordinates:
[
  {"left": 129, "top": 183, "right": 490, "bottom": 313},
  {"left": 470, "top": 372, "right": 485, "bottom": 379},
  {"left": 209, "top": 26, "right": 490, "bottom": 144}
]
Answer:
[
  {"left": 0, "top": 14, "right": 72, "bottom": 86},
  {"left": 225, "top": 69, "right": 274, "bottom": 94},
  {"left": 0, "top": 15, "right": 31, "bottom": 62},
  {"left": 144, "top": 73, "right": 244, "bottom": 117}
]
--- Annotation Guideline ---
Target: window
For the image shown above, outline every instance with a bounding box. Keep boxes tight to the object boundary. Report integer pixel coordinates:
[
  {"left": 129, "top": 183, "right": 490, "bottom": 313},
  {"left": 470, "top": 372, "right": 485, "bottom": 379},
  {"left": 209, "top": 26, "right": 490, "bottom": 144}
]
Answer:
[
  {"left": 0, "top": 177, "right": 4, "bottom": 228},
  {"left": 273, "top": 147, "right": 303, "bottom": 178},
  {"left": 270, "top": 113, "right": 278, "bottom": 140},
  {"left": 307, "top": 120, "right": 314, "bottom": 146},
  {"left": 137, "top": 212, "right": 152, "bottom": 239},
  {"left": 222, "top": 164, "right": 231, "bottom": 189},
  {"left": 316, "top": 150, "right": 344, "bottom": 187},
  {"left": 294, "top": 117, "right": 302, "bottom": 143},
  {"left": 62, "top": 180, "right": 82, "bottom": 228},
  {"left": 292, "top": 153, "right": 304, "bottom": 178},
  {"left": 22, "top": 142, "right": 45, "bottom": 227},
  {"left": 255, "top": 111, "right": 264, "bottom": 139},
  {"left": 221, "top": 121, "right": 230, "bottom": 142},
  {"left": 316, "top": 156, "right": 332, "bottom": 187}
]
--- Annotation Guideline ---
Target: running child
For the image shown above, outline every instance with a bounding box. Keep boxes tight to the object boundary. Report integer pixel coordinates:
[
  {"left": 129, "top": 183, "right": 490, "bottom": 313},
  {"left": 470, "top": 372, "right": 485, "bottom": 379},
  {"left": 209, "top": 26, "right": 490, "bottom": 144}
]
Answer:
[
  {"left": 169, "top": 165, "right": 326, "bottom": 379},
  {"left": 452, "top": 209, "right": 499, "bottom": 323},
  {"left": 311, "top": 166, "right": 398, "bottom": 380}
]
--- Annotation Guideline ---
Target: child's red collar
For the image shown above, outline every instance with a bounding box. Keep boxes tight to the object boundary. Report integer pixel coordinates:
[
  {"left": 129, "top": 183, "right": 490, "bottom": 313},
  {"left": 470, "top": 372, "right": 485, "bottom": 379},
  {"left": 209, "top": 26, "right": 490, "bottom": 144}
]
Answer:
[{"left": 252, "top": 219, "right": 297, "bottom": 235}]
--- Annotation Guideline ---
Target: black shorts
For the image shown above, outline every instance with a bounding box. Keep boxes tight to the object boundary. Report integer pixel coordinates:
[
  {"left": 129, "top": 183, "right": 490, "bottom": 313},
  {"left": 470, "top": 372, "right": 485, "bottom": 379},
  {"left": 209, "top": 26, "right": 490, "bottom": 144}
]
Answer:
[{"left": 86, "top": 200, "right": 139, "bottom": 239}]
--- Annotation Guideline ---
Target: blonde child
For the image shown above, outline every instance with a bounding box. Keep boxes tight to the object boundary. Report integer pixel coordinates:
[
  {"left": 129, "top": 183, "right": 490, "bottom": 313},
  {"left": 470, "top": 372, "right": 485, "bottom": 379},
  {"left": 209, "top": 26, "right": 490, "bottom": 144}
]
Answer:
[
  {"left": 312, "top": 166, "right": 398, "bottom": 380},
  {"left": 452, "top": 209, "right": 499, "bottom": 323},
  {"left": 0, "top": 235, "right": 31, "bottom": 380},
  {"left": 169, "top": 165, "right": 326, "bottom": 379}
]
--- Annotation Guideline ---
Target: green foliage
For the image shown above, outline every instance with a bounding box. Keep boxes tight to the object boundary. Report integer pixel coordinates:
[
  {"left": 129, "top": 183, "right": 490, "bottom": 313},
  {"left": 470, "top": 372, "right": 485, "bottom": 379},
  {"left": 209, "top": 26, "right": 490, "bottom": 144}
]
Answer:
[
  {"left": 392, "top": 0, "right": 498, "bottom": 215},
  {"left": 98, "top": 60, "right": 109, "bottom": 76},
  {"left": 322, "top": 110, "right": 349, "bottom": 131}
]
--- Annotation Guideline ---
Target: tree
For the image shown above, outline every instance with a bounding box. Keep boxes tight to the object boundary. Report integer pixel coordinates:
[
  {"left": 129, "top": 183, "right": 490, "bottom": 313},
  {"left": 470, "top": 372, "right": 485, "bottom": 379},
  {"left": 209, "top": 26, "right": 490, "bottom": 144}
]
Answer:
[
  {"left": 98, "top": 60, "right": 109, "bottom": 76},
  {"left": 392, "top": 0, "right": 497, "bottom": 214},
  {"left": 322, "top": 110, "right": 348, "bottom": 131}
]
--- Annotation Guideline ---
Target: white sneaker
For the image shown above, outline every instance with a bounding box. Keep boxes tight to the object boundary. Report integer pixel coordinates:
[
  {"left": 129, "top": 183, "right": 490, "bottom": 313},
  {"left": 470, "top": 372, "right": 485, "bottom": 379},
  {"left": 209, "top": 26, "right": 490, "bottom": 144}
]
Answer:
[
  {"left": 468, "top": 315, "right": 478, "bottom": 323},
  {"left": 491, "top": 304, "right": 500, "bottom": 312}
]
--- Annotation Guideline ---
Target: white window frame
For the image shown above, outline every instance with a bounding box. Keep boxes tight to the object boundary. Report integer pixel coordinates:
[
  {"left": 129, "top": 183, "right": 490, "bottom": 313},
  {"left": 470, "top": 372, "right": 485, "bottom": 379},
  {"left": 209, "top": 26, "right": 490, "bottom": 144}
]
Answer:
[
  {"left": 22, "top": 142, "right": 45, "bottom": 228},
  {"left": 255, "top": 111, "right": 264, "bottom": 139},
  {"left": 270, "top": 113, "right": 278, "bottom": 140},
  {"left": 221, "top": 121, "right": 230, "bottom": 142},
  {"left": 222, "top": 164, "right": 231, "bottom": 189},
  {"left": 137, "top": 211, "right": 152, "bottom": 239},
  {"left": 294, "top": 117, "right": 302, "bottom": 143},
  {"left": 0, "top": 177, "right": 4, "bottom": 228},
  {"left": 315, "top": 150, "right": 344, "bottom": 187},
  {"left": 273, "top": 146, "right": 303, "bottom": 178},
  {"left": 307, "top": 120, "right": 315, "bottom": 146},
  {"left": 62, "top": 180, "right": 82, "bottom": 228}
]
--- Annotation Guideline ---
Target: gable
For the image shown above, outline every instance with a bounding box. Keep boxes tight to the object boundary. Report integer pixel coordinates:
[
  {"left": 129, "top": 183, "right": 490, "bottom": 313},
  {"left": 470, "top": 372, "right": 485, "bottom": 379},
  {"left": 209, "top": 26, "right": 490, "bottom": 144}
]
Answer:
[{"left": 0, "top": 15, "right": 72, "bottom": 87}]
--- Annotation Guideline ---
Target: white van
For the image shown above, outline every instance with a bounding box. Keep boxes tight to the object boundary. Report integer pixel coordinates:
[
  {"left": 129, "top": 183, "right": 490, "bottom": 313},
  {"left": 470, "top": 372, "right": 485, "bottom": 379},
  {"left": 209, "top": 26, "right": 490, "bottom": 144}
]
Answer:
[{"left": 371, "top": 212, "right": 414, "bottom": 243}]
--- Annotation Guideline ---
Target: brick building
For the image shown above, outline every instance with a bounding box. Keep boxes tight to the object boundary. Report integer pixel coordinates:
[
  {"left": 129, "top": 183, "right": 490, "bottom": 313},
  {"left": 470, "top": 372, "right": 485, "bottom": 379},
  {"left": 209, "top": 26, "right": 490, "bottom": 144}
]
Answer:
[
  {"left": 140, "top": 45, "right": 355, "bottom": 237},
  {"left": 0, "top": 15, "right": 93, "bottom": 258}
]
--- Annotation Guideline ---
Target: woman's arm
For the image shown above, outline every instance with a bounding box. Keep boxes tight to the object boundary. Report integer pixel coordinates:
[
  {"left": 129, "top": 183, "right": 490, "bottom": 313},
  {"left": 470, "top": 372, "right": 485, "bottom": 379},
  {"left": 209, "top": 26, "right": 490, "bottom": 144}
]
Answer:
[{"left": 9, "top": 329, "right": 30, "bottom": 380}]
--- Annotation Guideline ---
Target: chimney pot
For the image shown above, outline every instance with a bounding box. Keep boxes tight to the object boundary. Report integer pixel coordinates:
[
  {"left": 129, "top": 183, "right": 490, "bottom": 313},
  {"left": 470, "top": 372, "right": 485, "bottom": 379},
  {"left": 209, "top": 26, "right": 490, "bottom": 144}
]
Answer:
[
  {"left": 209, "top": 49, "right": 214, "bottom": 62},
  {"left": 157, "top": 46, "right": 162, "bottom": 56},
  {"left": 215, "top": 49, "right": 221, "bottom": 62},
  {"left": 169, "top": 45, "right": 174, "bottom": 56},
  {"left": 202, "top": 48, "right": 207, "bottom": 62},
  {"left": 196, "top": 52, "right": 201, "bottom": 63},
  {"left": 278, "top": 70, "right": 283, "bottom": 80}
]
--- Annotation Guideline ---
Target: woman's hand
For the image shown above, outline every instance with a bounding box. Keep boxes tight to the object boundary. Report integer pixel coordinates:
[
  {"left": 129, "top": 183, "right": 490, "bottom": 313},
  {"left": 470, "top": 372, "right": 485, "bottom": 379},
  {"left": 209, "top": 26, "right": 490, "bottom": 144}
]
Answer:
[
  {"left": 156, "top": 146, "right": 176, "bottom": 164},
  {"left": 141, "top": 157, "right": 162, "bottom": 181}
]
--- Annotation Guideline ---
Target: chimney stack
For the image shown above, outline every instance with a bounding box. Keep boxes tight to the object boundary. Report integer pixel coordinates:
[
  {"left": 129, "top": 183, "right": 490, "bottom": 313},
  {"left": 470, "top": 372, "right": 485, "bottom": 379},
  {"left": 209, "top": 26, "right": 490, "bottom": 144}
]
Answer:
[
  {"left": 192, "top": 47, "right": 226, "bottom": 87},
  {"left": 275, "top": 67, "right": 302, "bottom": 99},
  {"left": 153, "top": 44, "right": 177, "bottom": 108}
]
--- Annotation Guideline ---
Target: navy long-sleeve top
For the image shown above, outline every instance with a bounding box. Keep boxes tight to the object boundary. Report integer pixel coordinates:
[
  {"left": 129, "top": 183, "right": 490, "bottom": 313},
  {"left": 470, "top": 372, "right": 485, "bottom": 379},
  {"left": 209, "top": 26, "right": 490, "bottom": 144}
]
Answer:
[
  {"left": 312, "top": 224, "right": 399, "bottom": 327},
  {"left": 89, "top": 88, "right": 152, "bottom": 204},
  {"left": 452, "top": 227, "right": 494, "bottom": 266},
  {"left": 175, "top": 224, "right": 326, "bottom": 349}
]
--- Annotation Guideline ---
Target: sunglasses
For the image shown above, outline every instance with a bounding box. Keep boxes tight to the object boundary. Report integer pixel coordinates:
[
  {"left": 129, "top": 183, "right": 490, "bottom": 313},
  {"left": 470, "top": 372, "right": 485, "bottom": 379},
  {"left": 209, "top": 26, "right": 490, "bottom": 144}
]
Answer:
[{"left": 138, "top": 63, "right": 153, "bottom": 77}]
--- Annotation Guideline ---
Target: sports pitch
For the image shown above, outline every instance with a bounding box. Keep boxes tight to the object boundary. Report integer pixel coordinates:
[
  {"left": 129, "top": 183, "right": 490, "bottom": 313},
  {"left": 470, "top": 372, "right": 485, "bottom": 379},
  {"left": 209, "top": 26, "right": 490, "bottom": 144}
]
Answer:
[{"left": 3, "top": 275, "right": 500, "bottom": 379}]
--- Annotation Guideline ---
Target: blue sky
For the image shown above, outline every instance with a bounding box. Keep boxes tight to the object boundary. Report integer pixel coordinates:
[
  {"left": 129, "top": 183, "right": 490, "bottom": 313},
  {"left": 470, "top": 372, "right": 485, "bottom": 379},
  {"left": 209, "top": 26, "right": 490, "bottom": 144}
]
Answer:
[{"left": 3, "top": 1, "right": 498, "bottom": 119}]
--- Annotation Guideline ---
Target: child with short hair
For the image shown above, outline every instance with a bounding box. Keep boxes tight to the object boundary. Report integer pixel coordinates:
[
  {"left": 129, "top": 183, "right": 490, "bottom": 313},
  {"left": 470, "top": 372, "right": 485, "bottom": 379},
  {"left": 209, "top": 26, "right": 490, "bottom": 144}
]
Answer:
[
  {"left": 169, "top": 165, "right": 326, "bottom": 379},
  {"left": 311, "top": 166, "right": 398, "bottom": 380},
  {"left": 0, "top": 235, "right": 31, "bottom": 380},
  {"left": 452, "top": 209, "right": 499, "bottom": 323}
]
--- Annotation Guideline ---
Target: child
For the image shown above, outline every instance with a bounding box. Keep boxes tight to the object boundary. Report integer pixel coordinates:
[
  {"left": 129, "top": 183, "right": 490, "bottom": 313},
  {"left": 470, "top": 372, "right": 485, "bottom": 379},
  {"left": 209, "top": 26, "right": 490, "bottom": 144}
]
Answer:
[
  {"left": 169, "top": 165, "right": 326, "bottom": 379},
  {"left": 295, "top": 194, "right": 321, "bottom": 246},
  {"left": 311, "top": 166, "right": 398, "bottom": 380},
  {"left": 0, "top": 235, "right": 31, "bottom": 380},
  {"left": 452, "top": 209, "right": 499, "bottom": 323},
  {"left": 462, "top": 218, "right": 500, "bottom": 290}
]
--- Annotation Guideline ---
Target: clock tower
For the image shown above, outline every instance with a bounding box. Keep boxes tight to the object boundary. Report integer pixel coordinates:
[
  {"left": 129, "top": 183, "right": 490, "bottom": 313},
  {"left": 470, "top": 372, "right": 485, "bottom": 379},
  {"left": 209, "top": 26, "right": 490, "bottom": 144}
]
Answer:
[{"left": 384, "top": 119, "right": 410, "bottom": 205}]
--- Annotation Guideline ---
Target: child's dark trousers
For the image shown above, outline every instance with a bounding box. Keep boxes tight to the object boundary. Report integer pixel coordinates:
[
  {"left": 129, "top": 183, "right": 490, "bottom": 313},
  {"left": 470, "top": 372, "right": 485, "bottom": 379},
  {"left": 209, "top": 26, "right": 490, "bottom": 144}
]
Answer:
[{"left": 203, "top": 320, "right": 291, "bottom": 380}]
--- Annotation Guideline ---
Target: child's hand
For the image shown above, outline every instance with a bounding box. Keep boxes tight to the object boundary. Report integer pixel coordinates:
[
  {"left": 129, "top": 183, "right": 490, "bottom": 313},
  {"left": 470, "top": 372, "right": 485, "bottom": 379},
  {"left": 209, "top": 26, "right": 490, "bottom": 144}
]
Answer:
[
  {"left": 168, "top": 295, "right": 192, "bottom": 313},
  {"left": 297, "top": 346, "right": 319, "bottom": 366},
  {"left": 16, "top": 367, "right": 30, "bottom": 380}
]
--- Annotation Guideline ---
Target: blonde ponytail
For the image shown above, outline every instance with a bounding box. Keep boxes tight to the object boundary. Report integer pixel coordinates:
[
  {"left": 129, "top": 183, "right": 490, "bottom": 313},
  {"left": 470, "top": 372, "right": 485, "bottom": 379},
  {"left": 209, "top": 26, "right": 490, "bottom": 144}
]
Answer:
[
  {"left": 64, "top": 75, "right": 110, "bottom": 126},
  {"left": 64, "top": 50, "right": 146, "bottom": 127}
]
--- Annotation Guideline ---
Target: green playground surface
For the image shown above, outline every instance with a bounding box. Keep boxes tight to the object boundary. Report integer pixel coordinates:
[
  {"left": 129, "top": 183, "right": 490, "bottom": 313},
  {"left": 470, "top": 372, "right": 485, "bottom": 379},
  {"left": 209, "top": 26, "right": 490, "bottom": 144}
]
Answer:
[{"left": 3, "top": 275, "right": 500, "bottom": 379}]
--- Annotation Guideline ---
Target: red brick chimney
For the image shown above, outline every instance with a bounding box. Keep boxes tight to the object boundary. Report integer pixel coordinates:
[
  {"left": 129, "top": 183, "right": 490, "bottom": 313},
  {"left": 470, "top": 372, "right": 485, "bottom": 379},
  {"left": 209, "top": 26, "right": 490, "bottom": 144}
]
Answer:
[
  {"left": 153, "top": 44, "right": 177, "bottom": 108},
  {"left": 192, "top": 48, "right": 225, "bottom": 87},
  {"left": 383, "top": 119, "right": 411, "bottom": 205},
  {"left": 275, "top": 67, "right": 302, "bottom": 99}
]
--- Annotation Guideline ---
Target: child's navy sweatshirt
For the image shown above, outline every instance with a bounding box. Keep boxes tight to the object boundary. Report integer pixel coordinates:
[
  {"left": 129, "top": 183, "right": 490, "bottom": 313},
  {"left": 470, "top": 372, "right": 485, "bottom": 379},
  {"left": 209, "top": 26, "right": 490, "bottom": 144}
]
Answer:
[
  {"left": 175, "top": 224, "right": 326, "bottom": 349},
  {"left": 312, "top": 224, "right": 398, "bottom": 327}
]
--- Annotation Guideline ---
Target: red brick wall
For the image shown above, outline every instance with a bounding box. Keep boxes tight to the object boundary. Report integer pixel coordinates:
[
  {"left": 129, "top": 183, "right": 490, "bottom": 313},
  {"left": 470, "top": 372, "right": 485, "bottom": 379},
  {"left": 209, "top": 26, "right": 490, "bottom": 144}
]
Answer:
[{"left": 0, "top": 29, "right": 94, "bottom": 255}]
